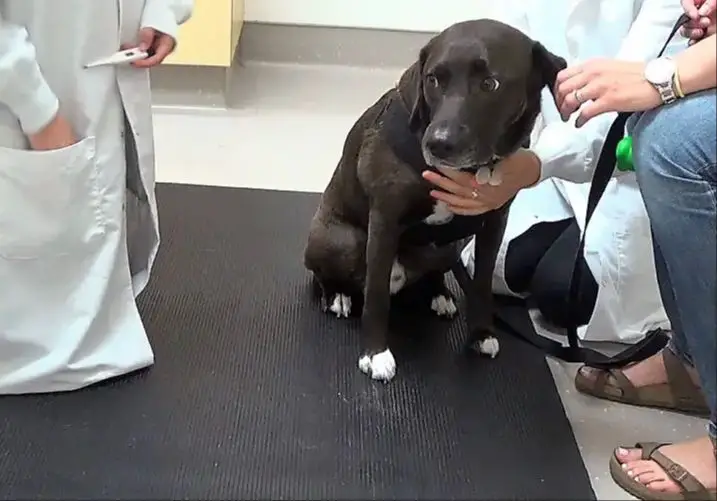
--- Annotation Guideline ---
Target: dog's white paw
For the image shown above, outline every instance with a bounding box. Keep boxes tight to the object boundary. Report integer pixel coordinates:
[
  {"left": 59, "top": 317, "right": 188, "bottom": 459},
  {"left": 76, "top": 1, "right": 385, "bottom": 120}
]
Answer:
[
  {"left": 430, "top": 294, "right": 457, "bottom": 317},
  {"left": 358, "top": 349, "right": 396, "bottom": 381},
  {"left": 328, "top": 293, "right": 352, "bottom": 318},
  {"left": 477, "top": 336, "right": 500, "bottom": 358},
  {"left": 389, "top": 260, "right": 406, "bottom": 295}
]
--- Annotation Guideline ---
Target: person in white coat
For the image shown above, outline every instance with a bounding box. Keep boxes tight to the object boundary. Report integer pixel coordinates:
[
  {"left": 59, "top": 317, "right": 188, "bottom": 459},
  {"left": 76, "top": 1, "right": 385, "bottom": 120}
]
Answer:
[
  {"left": 423, "top": 0, "right": 685, "bottom": 345},
  {"left": 0, "top": 0, "right": 193, "bottom": 394}
]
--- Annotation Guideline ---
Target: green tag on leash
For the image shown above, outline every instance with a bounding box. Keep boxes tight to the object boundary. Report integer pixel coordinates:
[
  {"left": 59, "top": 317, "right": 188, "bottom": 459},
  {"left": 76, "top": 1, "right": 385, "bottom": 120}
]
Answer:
[{"left": 616, "top": 136, "right": 634, "bottom": 172}]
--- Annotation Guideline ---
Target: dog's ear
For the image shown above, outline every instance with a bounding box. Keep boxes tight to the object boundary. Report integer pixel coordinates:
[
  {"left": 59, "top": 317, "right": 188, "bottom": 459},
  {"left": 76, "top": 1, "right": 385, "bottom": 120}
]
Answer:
[
  {"left": 407, "top": 45, "right": 430, "bottom": 133},
  {"left": 531, "top": 41, "right": 567, "bottom": 99}
]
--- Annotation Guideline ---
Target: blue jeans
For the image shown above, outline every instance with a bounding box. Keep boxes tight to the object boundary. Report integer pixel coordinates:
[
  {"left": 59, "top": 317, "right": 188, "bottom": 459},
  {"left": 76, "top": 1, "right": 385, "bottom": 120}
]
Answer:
[{"left": 631, "top": 89, "right": 717, "bottom": 440}]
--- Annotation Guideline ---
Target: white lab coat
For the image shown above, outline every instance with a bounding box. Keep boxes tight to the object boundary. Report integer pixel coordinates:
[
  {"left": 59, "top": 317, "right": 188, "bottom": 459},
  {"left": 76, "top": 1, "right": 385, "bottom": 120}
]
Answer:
[
  {"left": 0, "top": 0, "right": 192, "bottom": 393},
  {"left": 461, "top": 0, "right": 687, "bottom": 344}
]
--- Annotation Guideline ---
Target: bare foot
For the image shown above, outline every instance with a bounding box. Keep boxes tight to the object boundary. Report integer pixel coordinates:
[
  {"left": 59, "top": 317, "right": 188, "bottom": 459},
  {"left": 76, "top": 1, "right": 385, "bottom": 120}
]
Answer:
[
  {"left": 615, "top": 437, "right": 716, "bottom": 495},
  {"left": 578, "top": 348, "right": 701, "bottom": 389}
]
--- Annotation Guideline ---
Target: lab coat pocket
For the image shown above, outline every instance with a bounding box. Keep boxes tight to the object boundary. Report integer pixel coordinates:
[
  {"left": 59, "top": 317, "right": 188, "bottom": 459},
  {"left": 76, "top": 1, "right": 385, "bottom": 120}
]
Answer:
[{"left": 0, "top": 137, "right": 107, "bottom": 260}]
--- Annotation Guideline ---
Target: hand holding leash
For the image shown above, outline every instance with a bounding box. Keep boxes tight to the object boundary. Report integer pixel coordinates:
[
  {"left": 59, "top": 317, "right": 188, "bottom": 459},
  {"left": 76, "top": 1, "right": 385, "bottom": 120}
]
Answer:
[
  {"left": 681, "top": 0, "right": 716, "bottom": 42},
  {"left": 554, "top": 60, "right": 664, "bottom": 127}
]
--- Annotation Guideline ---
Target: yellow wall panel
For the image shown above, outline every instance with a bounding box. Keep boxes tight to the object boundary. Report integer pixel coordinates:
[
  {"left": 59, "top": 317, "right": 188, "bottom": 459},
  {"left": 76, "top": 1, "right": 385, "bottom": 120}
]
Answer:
[{"left": 164, "top": 0, "right": 244, "bottom": 67}]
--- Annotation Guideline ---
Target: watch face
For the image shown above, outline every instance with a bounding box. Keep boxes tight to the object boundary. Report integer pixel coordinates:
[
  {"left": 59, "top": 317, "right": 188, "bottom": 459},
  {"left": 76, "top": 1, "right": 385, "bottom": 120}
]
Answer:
[{"left": 645, "top": 58, "right": 675, "bottom": 85}]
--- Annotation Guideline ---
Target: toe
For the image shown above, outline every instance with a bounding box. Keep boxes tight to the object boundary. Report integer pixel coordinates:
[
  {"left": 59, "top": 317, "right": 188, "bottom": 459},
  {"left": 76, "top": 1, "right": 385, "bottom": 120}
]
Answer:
[
  {"left": 622, "top": 460, "right": 655, "bottom": 476},
  {"left": 578, "top": 366, "right": 624, "bottom": 388},
  {"left": 643, "top": 478, "right": 677, "bottom": 493},
  {"left": 579, "top": 366, "right": 604, "bottom": 381},
  {"left": 627, "top": 467, "right": 680, "bottom": 495},
  {"left": 617, "top": 451, "right": 686, "bottom": 495},
  {"left": 624, "top": 459, "right": 660, "bottom": 478},
  {"left": 633, "top": 469, "right": 669, "bottom": 486},
  {"left": 615, "top": 447, "right": 644, "bottom": 464}
]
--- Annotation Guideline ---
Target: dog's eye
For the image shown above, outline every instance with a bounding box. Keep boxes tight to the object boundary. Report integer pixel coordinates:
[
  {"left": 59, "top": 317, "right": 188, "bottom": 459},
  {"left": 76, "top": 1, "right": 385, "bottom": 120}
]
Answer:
[
  {"left": 425, "top": 73, "right": 439, "bottom": 88},
  {"left": 480, "top": 77, "right": 500, "bottom": 92}
]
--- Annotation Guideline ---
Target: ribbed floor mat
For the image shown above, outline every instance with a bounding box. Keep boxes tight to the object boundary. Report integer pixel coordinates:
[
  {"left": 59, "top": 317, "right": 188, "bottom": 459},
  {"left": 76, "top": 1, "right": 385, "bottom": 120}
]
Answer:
[{"left": 0, "top": 184, "right": 594, "bottom": 500}]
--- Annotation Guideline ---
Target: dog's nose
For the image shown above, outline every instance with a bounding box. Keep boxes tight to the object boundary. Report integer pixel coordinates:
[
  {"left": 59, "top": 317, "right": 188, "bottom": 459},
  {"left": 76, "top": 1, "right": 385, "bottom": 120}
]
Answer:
[
  {"left": 426, "top": 137, "right": 456, "bottom": 158},
  {"left": 425, "top": 124, "right": 467, "bottom": 159},
  {"left": 425, "top": 131, "right": 458, "bottom": 159}
]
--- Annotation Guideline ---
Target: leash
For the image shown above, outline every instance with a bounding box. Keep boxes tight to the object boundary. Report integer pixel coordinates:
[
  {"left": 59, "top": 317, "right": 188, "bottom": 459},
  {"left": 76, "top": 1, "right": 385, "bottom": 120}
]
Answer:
[{"left": 495, "top": 14, "right": 690, "bottom": 369}]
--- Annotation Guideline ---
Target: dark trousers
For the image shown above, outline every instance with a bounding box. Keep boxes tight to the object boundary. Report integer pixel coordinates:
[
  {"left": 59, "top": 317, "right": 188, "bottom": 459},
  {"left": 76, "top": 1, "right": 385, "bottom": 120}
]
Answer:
[{"left": 504, "top": 218, "right": 598, "bottom": 328}]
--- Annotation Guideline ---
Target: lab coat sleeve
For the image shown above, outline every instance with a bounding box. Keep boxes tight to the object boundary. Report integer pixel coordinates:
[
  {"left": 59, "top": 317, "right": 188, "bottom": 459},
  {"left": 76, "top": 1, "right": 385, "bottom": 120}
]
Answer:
[
  {"left": 0, "top": 9, "right": 60, "bottom": 135},
  {"left": 534, "top": 0, "right": 686, "bottom": 183},
  {"left": 141, "top": 0, "right": 194, "bottom": 42}
]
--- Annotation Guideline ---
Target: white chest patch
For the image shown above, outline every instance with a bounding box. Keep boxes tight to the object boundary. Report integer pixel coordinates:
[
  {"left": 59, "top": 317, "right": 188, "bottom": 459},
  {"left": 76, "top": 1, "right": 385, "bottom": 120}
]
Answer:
[{"left": 423, "top": 201, "right": 453, "bottom": 225}]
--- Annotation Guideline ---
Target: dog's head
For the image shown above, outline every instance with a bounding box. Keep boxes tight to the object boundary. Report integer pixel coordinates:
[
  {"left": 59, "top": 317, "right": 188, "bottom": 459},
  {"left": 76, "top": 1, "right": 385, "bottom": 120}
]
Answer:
[{"left": 398, "top": 19, "right": 566, "bottom": 171}]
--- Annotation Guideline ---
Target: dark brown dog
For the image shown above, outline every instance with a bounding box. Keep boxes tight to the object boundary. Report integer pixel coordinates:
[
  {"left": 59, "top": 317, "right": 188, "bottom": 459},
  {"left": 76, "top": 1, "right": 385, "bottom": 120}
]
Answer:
[{"left": 304, "top": 19, "right": 566, "bottom": 382}]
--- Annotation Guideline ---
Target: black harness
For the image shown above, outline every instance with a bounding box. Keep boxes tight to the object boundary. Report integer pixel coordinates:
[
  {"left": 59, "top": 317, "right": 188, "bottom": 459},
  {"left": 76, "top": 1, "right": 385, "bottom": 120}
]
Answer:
[{"left": 377, "top": 90, "right": 489, "bottom": 248}]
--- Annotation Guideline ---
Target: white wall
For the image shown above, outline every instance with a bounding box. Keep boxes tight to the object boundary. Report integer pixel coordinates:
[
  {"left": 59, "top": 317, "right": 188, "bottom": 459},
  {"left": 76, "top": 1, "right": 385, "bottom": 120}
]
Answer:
[{"left": 244, "top": 0, "right": 495, "bottom": 33}]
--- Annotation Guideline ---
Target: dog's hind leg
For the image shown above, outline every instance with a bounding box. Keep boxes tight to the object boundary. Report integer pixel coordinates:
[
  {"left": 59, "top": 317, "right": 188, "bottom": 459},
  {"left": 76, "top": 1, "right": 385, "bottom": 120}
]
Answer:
[
  {"left": 398, "top": 243, "right": 459, "bottom": 317},
  {"left": 304, "top": 218, "right": 366, "bottom": 319},
  {"left": 425, "top": 272, "right": 458, "bottom": 318},
  {"left": 310, "top": 275, "right": 356, "bottom": 318}
]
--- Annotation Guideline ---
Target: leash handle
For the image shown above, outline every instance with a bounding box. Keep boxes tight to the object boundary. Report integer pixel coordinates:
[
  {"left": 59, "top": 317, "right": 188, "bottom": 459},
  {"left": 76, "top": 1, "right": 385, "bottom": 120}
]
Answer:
[
  {"left": 615, "top": 136, "right": 634, "bottom": 172},
  {"left": 562, "top": 14, "right": 690, "bottom": 369}
]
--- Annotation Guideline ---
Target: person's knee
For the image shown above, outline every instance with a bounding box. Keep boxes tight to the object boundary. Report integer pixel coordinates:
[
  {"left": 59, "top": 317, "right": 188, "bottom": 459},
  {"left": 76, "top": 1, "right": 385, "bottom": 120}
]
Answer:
[
  {"left": 532, "top": 279, "right": 596, "bottom": 328},
  {"left": 633, "top": 90, "right": 717, "bottom": 190},
  {"left": 530, "top": 261, "right": 597, "bottom": 328}
]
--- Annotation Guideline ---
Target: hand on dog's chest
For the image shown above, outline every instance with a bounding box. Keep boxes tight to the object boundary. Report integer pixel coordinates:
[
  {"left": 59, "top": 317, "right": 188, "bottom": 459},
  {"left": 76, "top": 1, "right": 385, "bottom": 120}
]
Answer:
[
  {"left": 423, "top": 201, "right": 454, "bottom": 225},
  {"left": 421, "top": 168, "right": 502, "bottom": 226}
]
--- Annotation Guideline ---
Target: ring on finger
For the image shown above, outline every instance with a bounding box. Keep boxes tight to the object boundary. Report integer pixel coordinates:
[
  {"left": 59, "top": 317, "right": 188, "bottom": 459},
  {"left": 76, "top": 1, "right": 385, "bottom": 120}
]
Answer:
[
  {"left": 574, "top": 87, "right": 585, "bottom": 104},
  {"left": 471, "top": 189, "right": 479, "bottom": 199}
]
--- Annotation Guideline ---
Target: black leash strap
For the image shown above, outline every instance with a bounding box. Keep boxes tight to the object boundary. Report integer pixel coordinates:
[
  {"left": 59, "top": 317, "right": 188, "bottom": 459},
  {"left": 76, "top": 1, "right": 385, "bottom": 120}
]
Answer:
[
  {"left": 562, "top": 14, "right": 689, "bottom": 369},
  {"left": 483, "top": 15, "right": 690, "bottom": 369}
]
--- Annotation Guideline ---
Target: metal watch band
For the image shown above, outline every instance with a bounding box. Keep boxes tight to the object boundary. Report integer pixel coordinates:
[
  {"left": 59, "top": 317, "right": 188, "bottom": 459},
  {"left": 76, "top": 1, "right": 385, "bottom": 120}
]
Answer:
[{"left": 655, "top": 81, "right": 677, "bottom": 104}]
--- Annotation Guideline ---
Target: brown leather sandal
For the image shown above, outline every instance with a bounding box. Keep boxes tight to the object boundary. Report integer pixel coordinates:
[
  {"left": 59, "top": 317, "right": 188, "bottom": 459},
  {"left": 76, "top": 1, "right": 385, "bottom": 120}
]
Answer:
[
  {"left": 609, "top": 442, "right": 717, "bottom": 501},
  {"left": 574, "top": 349, "right": 710, "bottom": 418}
]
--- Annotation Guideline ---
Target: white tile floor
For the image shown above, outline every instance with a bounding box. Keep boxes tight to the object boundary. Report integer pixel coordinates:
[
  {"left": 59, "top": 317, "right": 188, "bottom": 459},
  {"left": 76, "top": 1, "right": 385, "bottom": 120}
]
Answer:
[{"left": 150, "top": 61, "right": 708, "bottom": 500}]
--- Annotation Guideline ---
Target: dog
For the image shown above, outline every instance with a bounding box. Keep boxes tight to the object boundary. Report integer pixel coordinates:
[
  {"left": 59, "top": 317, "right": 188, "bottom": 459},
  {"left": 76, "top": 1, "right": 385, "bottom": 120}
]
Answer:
[{"left": 304, "top": 19, "right": 566, "bottom": 382}]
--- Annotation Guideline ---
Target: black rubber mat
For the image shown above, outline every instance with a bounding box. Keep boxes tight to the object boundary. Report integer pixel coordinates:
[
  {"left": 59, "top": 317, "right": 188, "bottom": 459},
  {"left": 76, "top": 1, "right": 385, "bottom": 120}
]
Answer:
[{"left": 0, "top": 184, "right": 594, "bottom": 500}]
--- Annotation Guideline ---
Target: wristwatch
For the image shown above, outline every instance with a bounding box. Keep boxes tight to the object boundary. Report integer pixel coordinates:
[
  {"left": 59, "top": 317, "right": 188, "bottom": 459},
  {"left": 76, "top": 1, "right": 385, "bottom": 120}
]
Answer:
[{"left": 644, "top": 57, "right": 680, "bottom": 104}]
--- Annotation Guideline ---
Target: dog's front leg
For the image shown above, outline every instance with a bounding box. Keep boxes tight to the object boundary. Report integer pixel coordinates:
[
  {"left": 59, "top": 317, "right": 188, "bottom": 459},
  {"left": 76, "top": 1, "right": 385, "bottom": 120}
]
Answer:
[
  {"left": 466, "top": 208, "right": 510, "bottom": 358},
  {"left": 357, "top": 208, "right": 400, "bottom": 382}
]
